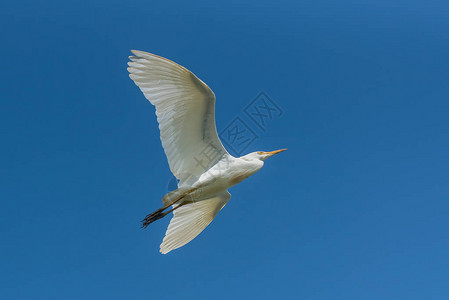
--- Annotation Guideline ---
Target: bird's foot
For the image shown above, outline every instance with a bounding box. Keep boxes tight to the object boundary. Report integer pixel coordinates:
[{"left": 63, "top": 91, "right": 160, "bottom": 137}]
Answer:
[{"left": 141, "top": 207, "right": 171, "bottom": 228}]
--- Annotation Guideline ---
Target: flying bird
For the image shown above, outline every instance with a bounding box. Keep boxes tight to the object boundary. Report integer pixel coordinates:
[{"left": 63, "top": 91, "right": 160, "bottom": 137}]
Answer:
[{"left": 127, "top": 50, "right": 286, "bottom": 254}]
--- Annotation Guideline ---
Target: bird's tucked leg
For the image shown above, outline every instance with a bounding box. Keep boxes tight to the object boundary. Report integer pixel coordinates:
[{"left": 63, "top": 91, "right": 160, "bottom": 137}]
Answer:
[
  {"left": 141, "top": 187, "right": 197, "bottom": 228},
  {"left": 162, "top": 187, "right": 197, "bottom": 207}
]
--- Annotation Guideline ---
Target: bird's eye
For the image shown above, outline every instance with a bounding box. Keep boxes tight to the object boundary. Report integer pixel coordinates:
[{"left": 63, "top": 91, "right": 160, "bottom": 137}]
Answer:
[{"left": 257, "top": 151, "right": 263, "bottom": 155}]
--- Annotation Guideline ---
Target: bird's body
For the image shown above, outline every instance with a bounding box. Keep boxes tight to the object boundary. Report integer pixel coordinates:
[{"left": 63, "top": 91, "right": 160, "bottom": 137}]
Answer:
[
  {"left": 178, "top": 154, "right": 263, "bottom": 201},
  {"left": 127, "top": 50, "right": 285, "bottom": 254}
]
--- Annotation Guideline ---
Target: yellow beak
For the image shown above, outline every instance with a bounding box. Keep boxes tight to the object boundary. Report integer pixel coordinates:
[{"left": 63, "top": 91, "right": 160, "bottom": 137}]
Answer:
[{"left": 264, "top": 148, "right": 287, "bottom": 156}]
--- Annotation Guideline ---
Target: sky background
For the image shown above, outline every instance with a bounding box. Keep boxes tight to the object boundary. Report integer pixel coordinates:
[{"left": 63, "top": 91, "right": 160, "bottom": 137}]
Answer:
[{"left": 1, "top": 0, "right": 449, "bottom": 299}]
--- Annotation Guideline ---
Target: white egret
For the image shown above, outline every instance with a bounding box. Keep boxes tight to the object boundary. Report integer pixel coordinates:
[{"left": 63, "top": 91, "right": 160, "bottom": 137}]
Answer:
[{"left": 127, "top": 50, "right": 286, "bottom": 254}]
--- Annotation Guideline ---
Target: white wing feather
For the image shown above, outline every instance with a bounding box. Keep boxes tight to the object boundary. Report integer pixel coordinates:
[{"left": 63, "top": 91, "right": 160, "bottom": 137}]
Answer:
[
  {"left": 127, "top": 50, "right": 228, "bottom": 185},
  {"left": 160, "top": 191, "right": 231, "bottom": 254}
]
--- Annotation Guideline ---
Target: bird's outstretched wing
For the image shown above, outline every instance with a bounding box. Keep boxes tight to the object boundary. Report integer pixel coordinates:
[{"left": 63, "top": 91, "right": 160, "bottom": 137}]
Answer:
[
  {"left": 160, "top": 191, "right": 231, "bottom": 254},
  {"left": 128, "top": 50, "right": 228, "bottom": 185}
]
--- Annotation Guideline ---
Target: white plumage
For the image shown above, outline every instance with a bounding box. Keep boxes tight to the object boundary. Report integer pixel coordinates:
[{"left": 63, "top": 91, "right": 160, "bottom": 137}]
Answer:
[{"left": 128, "top": 50, "right": 286, "bottom": 254}]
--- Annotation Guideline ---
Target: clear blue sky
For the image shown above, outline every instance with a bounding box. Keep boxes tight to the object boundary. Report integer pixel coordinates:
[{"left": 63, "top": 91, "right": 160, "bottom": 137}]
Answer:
[{"left": 1, "top": 0, "right": 448, "bottom": 299}]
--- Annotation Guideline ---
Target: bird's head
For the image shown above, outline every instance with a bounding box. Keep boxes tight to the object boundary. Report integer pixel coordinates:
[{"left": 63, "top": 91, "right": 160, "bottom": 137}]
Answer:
[{"left": 244, "top": 148, "right": 287, "bottom": 161}]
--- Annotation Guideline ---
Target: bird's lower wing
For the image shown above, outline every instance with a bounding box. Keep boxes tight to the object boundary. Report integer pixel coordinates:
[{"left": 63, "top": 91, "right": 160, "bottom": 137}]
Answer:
[{"left": 160, "top": 191, "right": 231, "bottom": 254}]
